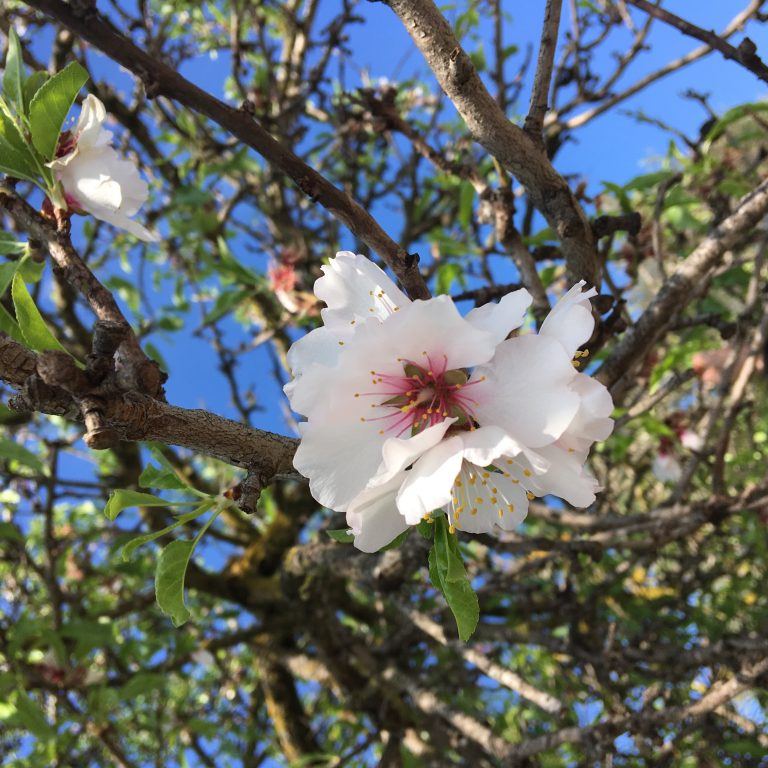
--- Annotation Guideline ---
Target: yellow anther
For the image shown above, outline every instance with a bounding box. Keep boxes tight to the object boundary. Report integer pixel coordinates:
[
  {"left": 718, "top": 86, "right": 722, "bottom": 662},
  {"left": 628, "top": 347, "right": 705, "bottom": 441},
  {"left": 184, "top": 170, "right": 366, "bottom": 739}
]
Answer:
[
  {"left": 455, "top": 480, "right": 463, "bottom": 487},
  {"left": 469, "top": 477, "right": 476, "bottom": 485},
  {"left": 498, "top": 509, "right": 504, "bottom": 518},
  {"left": 526, "top": 491, "right": 535, "bottom": 500},
  {"left": 471, "top": 507, "right": 478, "bottom": 515},
  {"left": 475, "top": 497, "right": 483, "bottom": 504},
  {"left": 449, "top": 524, "right": 456, "bottom": 534},
  {"left": 490, "top": 497, "right": 498, "bottom": 504},
  {"left": 523, "top": 469, "right": 532, "bottom": 477},
  {"left": 492, "top": 487, "right": 498, "bottom": 493},
  {"left": 338, "top": 341, "right": 344, "bottom": 346},
  {"left": 482, "top": 472, "right": 490, "bottom": 479},
  {"left": 507, "top": 503, "right": 515, "bottom": 512},
  {"left": 502, "top": 472, "right": 510, "bottom": 477},
  {"left": 506, "top": 459, "right": 514, "bottom": 465},
  {"left": 512, "top": 479, "right": 520, "bottom": 484}
]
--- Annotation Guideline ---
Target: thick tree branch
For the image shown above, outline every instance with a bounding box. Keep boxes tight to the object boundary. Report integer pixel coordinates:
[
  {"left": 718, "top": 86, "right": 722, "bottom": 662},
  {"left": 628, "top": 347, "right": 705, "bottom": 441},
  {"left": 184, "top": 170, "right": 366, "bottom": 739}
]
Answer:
[
  {"left": 385, "top": 0, "right": 599, "bottom": 286},
  {"left": 0, "top": 334, "right": 298, "bottom": 480},
  {"left": 19, "top": 0, "right": 430, "bottom": 300}
]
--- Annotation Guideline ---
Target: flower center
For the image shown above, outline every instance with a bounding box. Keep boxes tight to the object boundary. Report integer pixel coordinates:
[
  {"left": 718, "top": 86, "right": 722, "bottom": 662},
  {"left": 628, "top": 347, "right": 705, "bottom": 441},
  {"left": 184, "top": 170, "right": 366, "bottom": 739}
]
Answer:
[
  {"left": 355, "top": 351, "right": 485, "bottom": 437},
  {"left": 56, "top": 129, "right": 78, "bottom": 158}
]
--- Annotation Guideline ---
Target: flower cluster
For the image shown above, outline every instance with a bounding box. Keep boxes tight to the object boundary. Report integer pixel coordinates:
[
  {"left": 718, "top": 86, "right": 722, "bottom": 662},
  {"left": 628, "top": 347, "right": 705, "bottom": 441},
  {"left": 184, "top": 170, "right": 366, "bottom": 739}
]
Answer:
[
  {"left": 49, "top": 95, "right": 157, "bottom": 242},
  {"left": 285, "top": 252, "right": 614, "bottom": 551}
]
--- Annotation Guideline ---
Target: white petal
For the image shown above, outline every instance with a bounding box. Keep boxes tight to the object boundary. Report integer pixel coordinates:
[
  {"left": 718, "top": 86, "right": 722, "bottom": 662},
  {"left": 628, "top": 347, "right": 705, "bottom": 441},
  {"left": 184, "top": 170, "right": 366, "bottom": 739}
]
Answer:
[
  {"left": 523, "top": 444, "right": 600, "bottom": 507},
  {"left": 315, "top": 251, "right": 410, "bottom": 327},
  {"left": 466, "top": 288, "right": 532, "bottom": 345},
  {"left": 75, "top": 95, "right": 110, "bottom": 149},
  {"left": 472, "top": 334, "right": 580, "bottom": 448},
  {"left": 456, "top": 425, "right": 525, "bottom": 468},
  {"left": 285, "top": 322, "right": 354, "bottom": 375},
  {"left": 293, "top": 411, "right": 389, "bottom": 512},
  {"left": 73, "top": 172, "right": 123, "bottom": 212},
  {"left": 450, "top": 464, "right": 529, "bottom": 534},
  {"left": 566, "top": 373, "right": 614, "bottom": 442},
  {"left": 540, "top": 281, "right": 597, "bottom": 358},
  {"left": 396, "top": 437, "right": 464, "bottom": 524},
  {"left": 372, "top": 418, "right": 457, "bottom": 487},
  {"left": 346, "top": 474, "right": 409, "bottom": 553}
]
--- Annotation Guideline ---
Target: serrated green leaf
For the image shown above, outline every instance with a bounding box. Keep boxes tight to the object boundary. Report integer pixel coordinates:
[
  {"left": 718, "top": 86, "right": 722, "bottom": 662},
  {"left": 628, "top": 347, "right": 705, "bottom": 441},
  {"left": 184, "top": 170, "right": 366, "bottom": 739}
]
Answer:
[
  {"left": 326, "top": 528, "right": 354, "bottom": 543},
  {"left": 0, "top": 110, "right": 38, "bottom": 182},
  {"left": 155, "top": 539, "right": 195, "bottom": 627},
  {"left": 29, "top": 61, "right": 88, "bottom": 160},
  {"left": 104, "top": 488, "right": 192, "bottom": 521},
  {"left": 430, "top": 517, "right": 479, "bottom": 642},
  {"left": 0, "top": 436, "right": 46, "bottom": 474},
  {"left": 23, "top": 72, "right": 48, "bottom": 111},
  {"left": 3, "top": 28, "right": 25, "bottom": 110},
  {"left": 11, "top": 273, "right": 69, "bottom": 354}
]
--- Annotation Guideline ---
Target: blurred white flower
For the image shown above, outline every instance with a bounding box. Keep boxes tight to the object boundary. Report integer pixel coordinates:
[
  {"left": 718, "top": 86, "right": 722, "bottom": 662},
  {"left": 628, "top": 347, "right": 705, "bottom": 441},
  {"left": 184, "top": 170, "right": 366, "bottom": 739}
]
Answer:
[
  {"left": 285, "top": 253, "right": 613, "bottom": 551},
  {"left": 48, "top": 95, "right": 157, "bottom": 242},
  {"left": 652, "top": 451, "right": 682, "bottom": 483}
]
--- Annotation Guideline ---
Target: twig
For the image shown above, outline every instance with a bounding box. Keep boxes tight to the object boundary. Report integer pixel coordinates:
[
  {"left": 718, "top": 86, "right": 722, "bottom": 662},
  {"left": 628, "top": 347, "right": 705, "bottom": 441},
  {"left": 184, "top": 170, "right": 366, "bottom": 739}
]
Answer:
[
  {"left": 625, "top": 0, "right": 768, "bottom": 84},
  {"left": 524, "top": 0, "right": 563, "bottom": 141}
]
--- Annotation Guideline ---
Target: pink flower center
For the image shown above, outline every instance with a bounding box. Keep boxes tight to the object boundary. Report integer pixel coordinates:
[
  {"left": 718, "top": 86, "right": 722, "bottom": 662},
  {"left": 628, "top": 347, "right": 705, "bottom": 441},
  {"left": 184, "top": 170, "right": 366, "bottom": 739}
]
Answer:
[
  {"left": 355, "top": 351, "right": 485, "bottom": 437},
  {"left": 56, "top": 129, "right": 78, "bottom": 158}
]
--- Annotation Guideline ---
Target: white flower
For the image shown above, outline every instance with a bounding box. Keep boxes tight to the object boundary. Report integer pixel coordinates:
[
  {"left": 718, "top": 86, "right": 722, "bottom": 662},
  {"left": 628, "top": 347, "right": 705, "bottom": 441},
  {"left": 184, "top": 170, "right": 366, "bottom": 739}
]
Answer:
[
  {"left": 285, "top": 252, "right": 614, "bottom": 552},
  {"left": 48, "top": 95, "right": 157, "bottom": 242},
  {"left": 652, "top": 452, "right": 682, "bottom": 483}
]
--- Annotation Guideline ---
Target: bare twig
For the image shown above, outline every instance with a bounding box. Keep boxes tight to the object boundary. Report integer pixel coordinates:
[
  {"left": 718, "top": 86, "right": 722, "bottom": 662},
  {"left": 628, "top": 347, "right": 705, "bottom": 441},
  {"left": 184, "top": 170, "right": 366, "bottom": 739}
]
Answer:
[{"left": 524, "top": 0, "right": 563, "bottom": 141}]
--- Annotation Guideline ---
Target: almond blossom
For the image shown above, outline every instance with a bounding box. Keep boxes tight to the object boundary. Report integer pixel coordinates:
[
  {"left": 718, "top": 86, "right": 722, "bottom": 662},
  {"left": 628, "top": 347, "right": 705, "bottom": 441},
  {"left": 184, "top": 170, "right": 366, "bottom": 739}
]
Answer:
[
  {"left": 48, "top": 95, "right": 157, "bottom": 242},
  {"left": 285, "top": 252, "right": 614, "bottom": 552}
]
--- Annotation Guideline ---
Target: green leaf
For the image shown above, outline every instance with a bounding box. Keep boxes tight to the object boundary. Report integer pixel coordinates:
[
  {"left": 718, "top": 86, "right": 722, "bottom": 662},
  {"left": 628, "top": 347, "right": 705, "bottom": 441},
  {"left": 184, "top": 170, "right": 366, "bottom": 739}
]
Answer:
[
  {"left": 0, "top": 522, "right": 23, "bottom": 542},
  {"left": 0, "top": 110, "right": 38, "bottom": 182},
  {"left": 29, "top": 61, "right": 89, "bottom": 160},
  {"left": 326, "top": 528, "right": 354, "bottom": 543},
  {"left": 3, "top": 28, "right": 25, "bottom": 109},
  {"left": 11, "top": 273, "right": 69, "bottom": 354},
  {"left": 435, "top": 262, "right": 463, "bottom": 295},
  {"left": 139, "top": 462, "right": 188, "bottom": 491},
  {"left": 458, "top": 181, "right": 475, "bottom": 231},
  {"left": 23, "top": 72, "right": 48, "bottom": 111},
  {"left": 0, "top": 303, "right": 23, "bottom": 343},
  {"left": 104, "top": 488, "right": 191, "bottom": 521},
  {"left": 0, "top": 231, "right": 25, "bottom": 256},
  {"left": 12, "top": 691, "right": 55, "bottom": 741},
  {"left": 429, "top": 517, "right": 479, "bottom": 642},
  {"left": 0, "top": 436, "right": 45, "bottom": 474},
  {"left": 155, "top": 539, "right": 196, "bottom": 627},
  {"left": 121, "top": 500, "right": 215, "bottom": 561}
]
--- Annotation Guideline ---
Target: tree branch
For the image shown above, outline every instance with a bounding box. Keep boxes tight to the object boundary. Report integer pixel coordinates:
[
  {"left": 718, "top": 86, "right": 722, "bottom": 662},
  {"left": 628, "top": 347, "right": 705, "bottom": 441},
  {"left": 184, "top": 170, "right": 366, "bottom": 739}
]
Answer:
[
  {"left": 625, "top": 0, "right": 768, "bottom": 84},
  {"left": 524, "top": 0, "right": 563, "bottom": 141}
]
